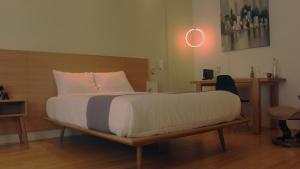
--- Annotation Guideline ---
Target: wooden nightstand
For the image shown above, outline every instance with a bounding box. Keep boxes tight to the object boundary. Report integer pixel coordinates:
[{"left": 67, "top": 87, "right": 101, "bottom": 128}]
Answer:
[{"left": 0, "top": 100, "right": 28, "bottom": 144}]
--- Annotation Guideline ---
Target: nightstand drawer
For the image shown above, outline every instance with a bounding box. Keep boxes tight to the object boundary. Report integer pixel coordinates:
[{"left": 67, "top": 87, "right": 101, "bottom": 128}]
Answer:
[{"left": 0, "top": 100, "right": 26, "bottom": 115}]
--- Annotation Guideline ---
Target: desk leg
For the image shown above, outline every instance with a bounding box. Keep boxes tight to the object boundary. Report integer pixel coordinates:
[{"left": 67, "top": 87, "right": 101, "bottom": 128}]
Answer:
[
  {"left": 270, "top": 84, "right": 279, "bottom": 129},
  {"left": 251, "top": 79, "right": 261, "bottom": 134},
  {"left": 196, "top": 84, "right": 203, "bottom": 92}
]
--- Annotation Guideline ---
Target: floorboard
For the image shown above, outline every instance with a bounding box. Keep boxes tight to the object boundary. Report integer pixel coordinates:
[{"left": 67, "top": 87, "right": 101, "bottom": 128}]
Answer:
[{"left": 0, "top": 129, "right": 299, "bottom": 169}]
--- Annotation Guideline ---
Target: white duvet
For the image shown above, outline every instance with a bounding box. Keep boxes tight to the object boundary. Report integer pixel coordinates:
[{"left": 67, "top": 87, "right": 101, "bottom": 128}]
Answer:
[{"left": 47, "top": 91, "right": 241, "bottom": 138}]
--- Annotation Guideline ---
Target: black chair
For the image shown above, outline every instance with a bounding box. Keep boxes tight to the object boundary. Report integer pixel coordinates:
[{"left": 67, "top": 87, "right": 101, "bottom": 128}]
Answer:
[
  {"left": 216, "top": 75, "right": 250, "bottom": 130},
  {"left": 216, "top": 75, "right": 248, "bottom": 102}
]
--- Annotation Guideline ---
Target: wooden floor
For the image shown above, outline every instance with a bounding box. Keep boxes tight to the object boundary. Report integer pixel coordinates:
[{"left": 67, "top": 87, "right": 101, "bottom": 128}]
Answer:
[{"left": 1, "top": 129, "right": 300, "bottom": 169}]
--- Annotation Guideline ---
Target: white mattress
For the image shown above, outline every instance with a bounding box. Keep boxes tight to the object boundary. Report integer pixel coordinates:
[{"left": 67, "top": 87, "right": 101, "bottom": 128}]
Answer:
[{"left": 47, "top": 91, "right": 241, "bottom": 138}]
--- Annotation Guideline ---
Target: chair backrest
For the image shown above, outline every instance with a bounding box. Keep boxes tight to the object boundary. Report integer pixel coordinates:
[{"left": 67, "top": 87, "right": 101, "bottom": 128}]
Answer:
[{"left": 216, "top": 75, "right": 239, "bottom": 96}]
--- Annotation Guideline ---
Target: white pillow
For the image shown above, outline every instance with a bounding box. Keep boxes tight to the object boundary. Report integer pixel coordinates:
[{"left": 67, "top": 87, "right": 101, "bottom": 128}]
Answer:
[
  {"left": 53, "top": 70, "right": 98, "bottom": 95},
  {"left": 93, "top": 71, "right": 134, "bottom": 93}
]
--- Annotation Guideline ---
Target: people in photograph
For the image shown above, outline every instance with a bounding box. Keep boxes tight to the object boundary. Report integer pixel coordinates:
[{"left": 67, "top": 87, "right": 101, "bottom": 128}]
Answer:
[
  {"left": 221, "top": 1, "right": 269, "bottom": 34},
  {"left": 242, "top": 19, "right": 249, "bottom": 30},
  {"left": 253, "top": 16, "right": 260, "bottom": 29}
]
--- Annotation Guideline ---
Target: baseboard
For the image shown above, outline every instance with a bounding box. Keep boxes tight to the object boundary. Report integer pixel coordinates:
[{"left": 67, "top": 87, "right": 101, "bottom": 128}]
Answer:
[{"left": 0, "top": 129, "right": 81, "bottom": 145}]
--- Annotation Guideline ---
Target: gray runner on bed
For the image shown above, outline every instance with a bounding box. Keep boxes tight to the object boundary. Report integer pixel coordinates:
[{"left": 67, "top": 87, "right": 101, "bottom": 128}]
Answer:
[
  {"left": 86, "top": 95, "right": 121, "bottom": 133},
  {"left": 86, "top": 92, "right": 193, "bottom": 133}
]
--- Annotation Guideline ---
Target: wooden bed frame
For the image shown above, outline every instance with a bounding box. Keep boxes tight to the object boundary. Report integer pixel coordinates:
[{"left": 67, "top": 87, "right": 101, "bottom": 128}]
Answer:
[
  {"left": 45, "top": 117, "right": 248, "bottom": 169},
  {"left": 0, "top": 49, "right": 249, "bottom": 169}
]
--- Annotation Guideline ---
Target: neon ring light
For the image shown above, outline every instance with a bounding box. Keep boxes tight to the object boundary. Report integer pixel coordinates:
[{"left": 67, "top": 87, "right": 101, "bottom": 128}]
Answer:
[{"left": 185, "top": 28, "right": 205, "bottom": 48}]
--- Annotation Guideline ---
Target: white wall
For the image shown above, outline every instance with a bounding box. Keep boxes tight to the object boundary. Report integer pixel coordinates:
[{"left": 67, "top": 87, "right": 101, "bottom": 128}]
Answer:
[
  {"left": 192, "top": 0, "right": 300, "bottom": 128},
  {"left": 0, "top": 0, "right": 169, "bottom": 89},
  {"left": 0, "top": 0, "right": 196, "bottom": 92},
  {"left": 165, "top": 0, "right": 194, "bottom": 92},
  {"left": 0, "top": 0, "right": 160, "bottom": 57}
]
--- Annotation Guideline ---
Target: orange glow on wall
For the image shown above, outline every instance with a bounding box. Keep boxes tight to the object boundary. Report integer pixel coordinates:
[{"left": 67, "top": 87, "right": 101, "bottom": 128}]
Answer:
[
  {"left": 175, "top": 29, "right": 191, "bottom": 56},
  {"left": 185, "top": 28, "right": 205, "bottom": 48},
  {"left": 193, "top": 26, "right": 217, "bottom": 56}
]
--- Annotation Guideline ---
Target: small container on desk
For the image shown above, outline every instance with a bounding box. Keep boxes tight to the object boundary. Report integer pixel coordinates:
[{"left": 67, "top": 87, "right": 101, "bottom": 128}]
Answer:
[{"left": 0, "top": 99, "right": 28, "bottom": 144}]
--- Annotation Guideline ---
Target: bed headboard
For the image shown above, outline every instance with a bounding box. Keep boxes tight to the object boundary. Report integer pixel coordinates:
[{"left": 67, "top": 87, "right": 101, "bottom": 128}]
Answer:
[{"left": 0, "top": 49, "right": 148, "bottom": 133}]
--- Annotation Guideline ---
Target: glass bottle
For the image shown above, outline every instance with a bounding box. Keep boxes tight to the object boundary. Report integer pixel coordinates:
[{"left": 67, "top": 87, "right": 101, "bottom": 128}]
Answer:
[{"left": 250, "top": 66, "right": 255, "bottom": 78}]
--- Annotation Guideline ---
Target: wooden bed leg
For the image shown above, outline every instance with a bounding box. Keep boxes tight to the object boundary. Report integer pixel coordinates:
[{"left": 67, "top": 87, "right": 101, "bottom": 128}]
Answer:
[
  {"left": 217, "top": 129, "right": 226, "bottom": 152},
  {"left": 136, "top": 146, "right": 143, "bottom": 169},
  {"left": 60, "top": 127, "right": 66, "bottom": 144}
]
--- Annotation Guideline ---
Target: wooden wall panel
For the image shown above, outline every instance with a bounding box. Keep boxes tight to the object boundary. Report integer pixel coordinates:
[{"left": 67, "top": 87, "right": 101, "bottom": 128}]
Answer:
[{"left": 0, "top": 49, "right": 148, "bottom": 134}]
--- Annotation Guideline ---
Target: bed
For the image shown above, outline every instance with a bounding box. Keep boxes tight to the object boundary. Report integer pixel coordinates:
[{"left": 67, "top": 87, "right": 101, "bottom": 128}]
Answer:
[
  {"left": 0, "top": 49, "right": 247, "bottom": 169},
  {"left": 47, "top": 91, "right": 241, "bottom": 138},
  {"left": 45, "top": 70, "right": 248, "bottom": 169}
]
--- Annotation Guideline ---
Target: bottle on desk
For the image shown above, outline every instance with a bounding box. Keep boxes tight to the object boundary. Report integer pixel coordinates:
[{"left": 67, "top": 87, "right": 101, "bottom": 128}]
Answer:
[{"left": 250, "top": 66, "right": 255, "bottom": 78}]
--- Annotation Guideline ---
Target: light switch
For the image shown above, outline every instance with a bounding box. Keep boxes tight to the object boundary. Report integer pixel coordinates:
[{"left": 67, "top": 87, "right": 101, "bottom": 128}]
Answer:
[
  {"left": 147, "top": 80, "right": 158, "bottom": 92},
  {"left": 159, "top": 59, "right": 164, "bottom": 70}
]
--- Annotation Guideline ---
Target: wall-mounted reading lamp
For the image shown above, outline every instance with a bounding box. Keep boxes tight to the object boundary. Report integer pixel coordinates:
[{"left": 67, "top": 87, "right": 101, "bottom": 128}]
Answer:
[{"left": 185, "top": 28, "right": 205, "bottom": 48}]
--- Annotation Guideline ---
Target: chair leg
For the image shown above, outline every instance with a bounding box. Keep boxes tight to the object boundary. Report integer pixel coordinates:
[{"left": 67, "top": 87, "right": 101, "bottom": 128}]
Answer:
[
  {"left": 241, "top": 103, "right": 252, "bottom": 130},
  {"left": 136, "top": 146, "right": 143, "bottom": 169},
  {"left": 60, "top": 127, "right": 66, "bottom": 144},
  {"left": 218, "top": 129, "right": 226, "bottom": 152}
]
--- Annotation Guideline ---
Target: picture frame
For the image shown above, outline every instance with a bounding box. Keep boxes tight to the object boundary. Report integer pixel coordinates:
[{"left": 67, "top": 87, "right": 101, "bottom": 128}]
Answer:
[{"left": 220, "top": 0, "right": 270, "bottom": 51}]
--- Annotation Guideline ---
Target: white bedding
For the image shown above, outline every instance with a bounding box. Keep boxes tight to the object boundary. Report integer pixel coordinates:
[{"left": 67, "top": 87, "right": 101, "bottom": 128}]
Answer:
[{"left": 47, "top": 91, "right": 241, "bottom": 138}]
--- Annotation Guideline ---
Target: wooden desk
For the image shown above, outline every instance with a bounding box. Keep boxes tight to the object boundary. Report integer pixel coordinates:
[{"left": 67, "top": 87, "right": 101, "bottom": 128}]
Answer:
[{"left": 191, "top": 78, "right": 286, "bottom": 134}]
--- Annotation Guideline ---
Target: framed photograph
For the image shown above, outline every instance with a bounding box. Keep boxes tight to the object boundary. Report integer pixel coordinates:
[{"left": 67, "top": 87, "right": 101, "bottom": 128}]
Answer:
[{"left": 220, "top": 0, "right": 270, "bottom": 52}]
